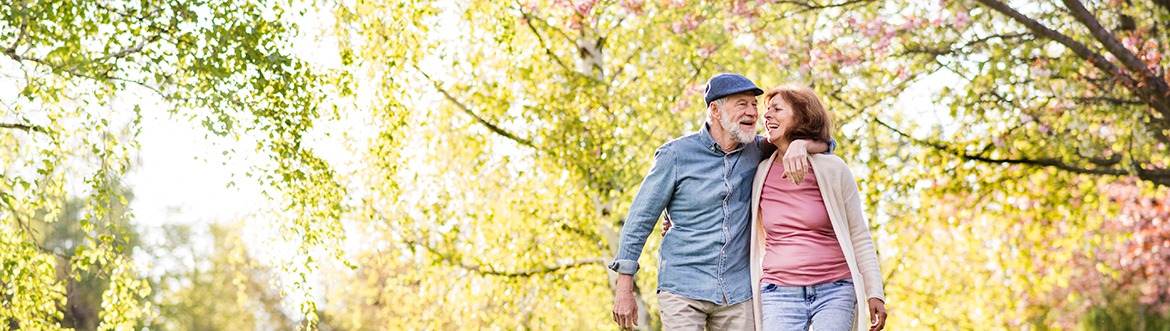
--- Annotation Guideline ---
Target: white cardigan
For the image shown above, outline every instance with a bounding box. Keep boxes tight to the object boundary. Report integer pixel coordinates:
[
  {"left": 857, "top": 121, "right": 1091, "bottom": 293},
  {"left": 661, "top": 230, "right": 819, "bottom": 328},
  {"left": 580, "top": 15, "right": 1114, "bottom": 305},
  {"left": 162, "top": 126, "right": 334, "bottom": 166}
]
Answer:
[{"left": 749, "top": 152, "right": 885, "bottom": 331}]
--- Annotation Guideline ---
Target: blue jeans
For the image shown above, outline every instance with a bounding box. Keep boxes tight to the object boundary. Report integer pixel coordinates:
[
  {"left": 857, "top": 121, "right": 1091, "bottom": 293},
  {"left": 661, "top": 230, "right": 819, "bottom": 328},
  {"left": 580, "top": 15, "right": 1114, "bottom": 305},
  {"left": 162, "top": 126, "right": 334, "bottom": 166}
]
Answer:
[{"left": 760, "top": 279, "right": 857, "bottom": 331}]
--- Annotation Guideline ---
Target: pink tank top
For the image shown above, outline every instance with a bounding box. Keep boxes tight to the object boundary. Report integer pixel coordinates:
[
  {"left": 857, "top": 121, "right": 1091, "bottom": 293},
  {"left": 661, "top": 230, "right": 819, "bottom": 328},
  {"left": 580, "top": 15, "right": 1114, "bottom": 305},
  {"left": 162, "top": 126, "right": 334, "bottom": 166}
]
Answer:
[{"left": 759, "top": 161, "right": 851, "bottom": 286}]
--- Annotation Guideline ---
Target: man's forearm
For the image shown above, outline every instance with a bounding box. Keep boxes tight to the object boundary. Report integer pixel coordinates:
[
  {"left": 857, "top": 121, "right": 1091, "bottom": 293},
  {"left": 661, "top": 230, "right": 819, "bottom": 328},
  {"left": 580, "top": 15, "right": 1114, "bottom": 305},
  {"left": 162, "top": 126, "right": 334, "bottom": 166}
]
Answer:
[{"left": 796, "top": 139, "right": 829, "bottom": 154}]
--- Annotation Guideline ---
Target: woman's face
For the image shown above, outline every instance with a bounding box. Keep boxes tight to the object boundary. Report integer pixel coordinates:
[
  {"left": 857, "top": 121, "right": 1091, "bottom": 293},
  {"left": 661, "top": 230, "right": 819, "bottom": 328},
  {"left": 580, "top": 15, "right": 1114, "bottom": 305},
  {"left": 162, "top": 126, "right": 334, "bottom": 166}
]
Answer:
[{"left": 763, "top": 95, "right": 794, "bottom": 144}]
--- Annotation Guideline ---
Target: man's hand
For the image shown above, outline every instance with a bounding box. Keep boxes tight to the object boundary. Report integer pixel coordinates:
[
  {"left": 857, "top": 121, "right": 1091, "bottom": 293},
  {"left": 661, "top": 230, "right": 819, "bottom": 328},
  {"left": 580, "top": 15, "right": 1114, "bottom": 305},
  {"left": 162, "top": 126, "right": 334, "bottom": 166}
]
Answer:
[
  {"left": 782, "top": 140, "right": 811, "bottom": 184},
  {"left": 612, "top": 274, "right": 639, "bottom": 329},
  {"left": 868, "top": 298, "right": 887, "bottom": 331}
]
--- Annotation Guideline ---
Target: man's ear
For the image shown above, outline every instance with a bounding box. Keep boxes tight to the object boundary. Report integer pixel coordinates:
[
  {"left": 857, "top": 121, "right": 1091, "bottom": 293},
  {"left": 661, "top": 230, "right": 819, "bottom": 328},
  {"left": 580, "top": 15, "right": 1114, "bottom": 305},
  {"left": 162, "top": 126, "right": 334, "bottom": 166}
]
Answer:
[{"left": 708, "top": 103, "right": 719, "bottom": 121}]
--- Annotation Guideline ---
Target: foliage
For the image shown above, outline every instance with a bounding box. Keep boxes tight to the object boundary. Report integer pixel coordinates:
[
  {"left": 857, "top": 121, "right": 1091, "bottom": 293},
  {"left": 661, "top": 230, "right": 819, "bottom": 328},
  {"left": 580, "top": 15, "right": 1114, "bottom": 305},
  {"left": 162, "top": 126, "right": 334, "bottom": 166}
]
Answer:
[
  {"left": 324, "top": 0, "right": 1170, "bottom": 329},
  {"left": 144, "top": 223, "right": 296, "bottom": 330},
  {"left": 1, "top": 0, "right": 340, "bottom": 328},
  {"left": 3, "top": 0, "right": 1168, "bottom": 329}
]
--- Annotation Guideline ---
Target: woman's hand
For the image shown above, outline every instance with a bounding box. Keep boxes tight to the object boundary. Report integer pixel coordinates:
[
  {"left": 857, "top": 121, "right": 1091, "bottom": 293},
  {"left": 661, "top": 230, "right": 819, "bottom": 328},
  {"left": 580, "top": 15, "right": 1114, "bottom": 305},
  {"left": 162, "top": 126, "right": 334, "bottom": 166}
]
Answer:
[
  {"left": 782, "top": 140, "right": 810, "bottom": 184},
  {"left": 868, "top": 298, "right": 887, "bottom": 331}
]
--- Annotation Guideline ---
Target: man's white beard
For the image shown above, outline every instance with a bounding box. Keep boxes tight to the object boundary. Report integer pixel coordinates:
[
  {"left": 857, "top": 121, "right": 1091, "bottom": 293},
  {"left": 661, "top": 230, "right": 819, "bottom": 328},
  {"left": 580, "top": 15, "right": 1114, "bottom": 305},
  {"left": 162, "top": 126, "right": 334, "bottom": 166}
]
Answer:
[{"left": 720, "top": 109, "right": 756, "bottom": 143}]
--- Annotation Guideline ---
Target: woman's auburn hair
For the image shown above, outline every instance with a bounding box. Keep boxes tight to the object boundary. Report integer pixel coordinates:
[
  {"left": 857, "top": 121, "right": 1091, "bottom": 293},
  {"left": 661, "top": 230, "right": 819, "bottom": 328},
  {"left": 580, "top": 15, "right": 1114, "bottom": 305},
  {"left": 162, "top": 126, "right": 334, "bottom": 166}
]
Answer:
[{"left": 762, "top": 84, "right": 834, "bottom": 143}]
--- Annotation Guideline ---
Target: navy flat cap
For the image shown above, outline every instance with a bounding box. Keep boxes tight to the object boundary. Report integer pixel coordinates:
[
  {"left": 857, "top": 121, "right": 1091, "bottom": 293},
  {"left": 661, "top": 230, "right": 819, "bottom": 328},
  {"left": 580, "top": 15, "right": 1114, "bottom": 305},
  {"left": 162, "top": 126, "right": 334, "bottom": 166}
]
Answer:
[{"left": 704, "top": 73, "right": 764, "bottom": 106}]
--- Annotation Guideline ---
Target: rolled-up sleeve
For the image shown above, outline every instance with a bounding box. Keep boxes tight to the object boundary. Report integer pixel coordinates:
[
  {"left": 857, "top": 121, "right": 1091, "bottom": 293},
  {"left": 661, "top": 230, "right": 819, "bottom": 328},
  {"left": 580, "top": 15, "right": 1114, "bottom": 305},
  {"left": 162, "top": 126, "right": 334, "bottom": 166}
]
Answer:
[{"left": 609, "top": 143, "right": 677, "bottom": 275}]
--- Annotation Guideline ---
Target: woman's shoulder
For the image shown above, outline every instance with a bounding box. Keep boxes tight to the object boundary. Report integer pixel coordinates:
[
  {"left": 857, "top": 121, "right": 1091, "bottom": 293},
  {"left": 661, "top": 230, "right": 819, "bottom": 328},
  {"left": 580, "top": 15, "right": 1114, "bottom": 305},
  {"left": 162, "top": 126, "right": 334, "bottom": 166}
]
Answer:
[
  {"left": 810, "top": 154, "right": 856, "bottom": 177},
  {"left": 809, "top": 153, "right": 847, "bottom": 168}
]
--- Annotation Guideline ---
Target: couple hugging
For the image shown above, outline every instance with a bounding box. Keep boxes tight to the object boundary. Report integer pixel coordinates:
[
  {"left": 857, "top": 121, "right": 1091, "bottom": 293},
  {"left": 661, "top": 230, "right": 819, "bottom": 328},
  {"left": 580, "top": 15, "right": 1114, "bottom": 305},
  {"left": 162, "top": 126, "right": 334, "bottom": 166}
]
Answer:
[{"left": 609, "top": 74, "right": 887, "bottom": 331}]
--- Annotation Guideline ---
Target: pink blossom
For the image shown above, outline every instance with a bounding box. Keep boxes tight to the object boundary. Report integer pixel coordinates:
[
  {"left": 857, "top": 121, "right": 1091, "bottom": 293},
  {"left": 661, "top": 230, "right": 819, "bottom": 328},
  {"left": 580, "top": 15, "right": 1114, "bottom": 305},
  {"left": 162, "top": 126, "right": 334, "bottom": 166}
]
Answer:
[
  {"left": 729, "top": 0, "right": 756, "bottom": 17},
  {"left": 724, "top": 21, "right": 740, "bottom": 34},
  {"left": 567, "top": 16, "right": 582, "bottom": 30},
  {"left": 860, "top": 19, "right": 883, "bottom": 37},
  {"left": 874, "top": 36, "right": 891, "bottom": 50},
  {"left": 576, "top": 2, "right": 594, "bottom": 15},
  {"left": 1122, "top": 35, "right": 1139, "bottom": 50},
  {"left": 900, "top": 14, "right": 924, "bottom": 31},
  {"left": 953, "top": 10, "right": 971, "bottom": 30},
  {"left": 668, "top": 13, "right": 705, "bottom": 33},
  {"left": 670, "top": 99, "right": 692, "bottom": 113},
  {"left": 777, "top": 56, "right": 792, "bottom": 67},
  {"left": 809, "top": 48, "right": 825, "bottom": 61},
  {"left": 1030, "top": 66, "right": 1052, "bottom": 78},
  {"left": 697, "top": 45, "right": 715, "bottom": 58},
  {"left": 685, "top": 14, "right": 704, "bottom": 30},
  {"left": 619, "top": 0, "right": 645, "bottom": 14},
  {"left": 1143, "top": 45, "right": 1162, "bottom": 68}
]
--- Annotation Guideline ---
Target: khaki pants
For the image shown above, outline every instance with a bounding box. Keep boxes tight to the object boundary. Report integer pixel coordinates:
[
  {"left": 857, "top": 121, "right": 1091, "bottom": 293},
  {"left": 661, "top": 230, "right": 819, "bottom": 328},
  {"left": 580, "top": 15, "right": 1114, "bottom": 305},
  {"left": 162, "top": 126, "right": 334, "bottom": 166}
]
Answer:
[{"left": 658, "top": 291, "right": 755, "bottom": 331}]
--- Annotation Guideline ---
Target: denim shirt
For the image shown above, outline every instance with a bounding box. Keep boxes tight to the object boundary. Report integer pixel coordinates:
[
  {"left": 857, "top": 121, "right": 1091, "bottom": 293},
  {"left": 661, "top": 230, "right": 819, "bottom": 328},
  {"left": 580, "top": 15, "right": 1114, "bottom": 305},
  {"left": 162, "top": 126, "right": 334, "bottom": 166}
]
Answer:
[{"left": 610, "top": 123, "right": 835, "bottom": 306}]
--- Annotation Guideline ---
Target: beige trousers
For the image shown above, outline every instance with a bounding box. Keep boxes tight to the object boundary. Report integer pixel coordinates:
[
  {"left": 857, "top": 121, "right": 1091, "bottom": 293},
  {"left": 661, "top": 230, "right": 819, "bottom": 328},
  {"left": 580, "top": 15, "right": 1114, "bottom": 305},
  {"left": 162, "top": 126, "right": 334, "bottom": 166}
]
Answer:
[{"left": 658, "top": 291, "right": 755, "bottom": 331}]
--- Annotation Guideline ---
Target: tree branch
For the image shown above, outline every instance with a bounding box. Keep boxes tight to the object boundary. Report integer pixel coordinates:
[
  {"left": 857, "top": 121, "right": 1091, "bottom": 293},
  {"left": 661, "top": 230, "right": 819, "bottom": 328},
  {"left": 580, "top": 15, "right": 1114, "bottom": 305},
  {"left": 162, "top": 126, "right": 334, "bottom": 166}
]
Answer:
[
  {"left": 93, "top": 35, "right": 160, "bottom": 63},
  {"left": 1073, "top": 96, "right": 1145, "bottom": 106},
  {"left": 0, "top": 122, "right": 46, "bottom": 133},
  {"left": 0, "top": 191, "right": 68, "bottom": 259},
  {"left": 516, "top": 1, "right": 573, "bottom": 74},
  {"left": 460, "top": 257, "right": 605, "bottom": 278},
  {"left": 898, "top": 32, "right": 1031, "bottom": 58},
  {"left": 404, "top": 239, "right": 603, "bottom": 277},
  {"left": 974, "top": 0, "right": 1135, "bottom": 88},
  {"left": 9, "top": 53, "right": 167, "bottom": 96},
  {"left": 4, "top": 33, "right": 160, "bottom": 75},
  {"left": 1154, "top": 0, "right": 1170, "bottom": 14},
  {"left": 773, "top": 0, "right": 873, "bottom": 10},
  {"left": 871, "top": 117, "right": 1170, "bottom": 186},
  {"left": 415, "top": 67, "right": 537, "bottom": 149},
  {"left": 1060, "top": 0, "right": 1170, "bottom": 117},
  {"left": 4, "top": 0, "right": 30, "bottom": 57}
]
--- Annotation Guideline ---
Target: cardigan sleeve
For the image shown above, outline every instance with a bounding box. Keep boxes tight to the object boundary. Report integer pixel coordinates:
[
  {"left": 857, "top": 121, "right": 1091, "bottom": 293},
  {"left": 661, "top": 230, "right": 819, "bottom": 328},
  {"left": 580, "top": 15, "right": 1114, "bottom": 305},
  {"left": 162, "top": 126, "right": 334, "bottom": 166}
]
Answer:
[{"left": 841, "top": 168, "right": 886, "bottom": 302}]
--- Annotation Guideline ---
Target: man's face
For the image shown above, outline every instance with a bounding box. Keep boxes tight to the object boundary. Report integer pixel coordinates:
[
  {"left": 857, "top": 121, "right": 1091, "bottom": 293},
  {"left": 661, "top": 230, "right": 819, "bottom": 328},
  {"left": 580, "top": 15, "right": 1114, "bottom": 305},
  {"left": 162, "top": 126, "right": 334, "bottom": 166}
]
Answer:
[{"left": 716, "top": 93, "right": 759, "bottom": 143}]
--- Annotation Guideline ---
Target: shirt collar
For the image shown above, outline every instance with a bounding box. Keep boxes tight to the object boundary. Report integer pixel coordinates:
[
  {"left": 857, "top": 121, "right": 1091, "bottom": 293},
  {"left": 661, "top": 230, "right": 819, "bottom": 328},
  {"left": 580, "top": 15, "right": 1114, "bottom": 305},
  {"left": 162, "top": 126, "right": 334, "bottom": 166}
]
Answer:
[{"left": 700, "top": 122, "right": 745, "bottom": 154}]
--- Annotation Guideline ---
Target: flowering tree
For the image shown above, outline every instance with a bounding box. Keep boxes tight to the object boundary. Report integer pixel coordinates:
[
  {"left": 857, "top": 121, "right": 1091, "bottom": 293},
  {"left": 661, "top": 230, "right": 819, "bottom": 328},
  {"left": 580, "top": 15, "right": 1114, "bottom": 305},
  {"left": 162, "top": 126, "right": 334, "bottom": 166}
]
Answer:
[
  {"left": 720, "top": 0, "right": 1169, "bottom": 328},
  {"left": 340, "top": 0, "right": 1169, "bottom": 329}
]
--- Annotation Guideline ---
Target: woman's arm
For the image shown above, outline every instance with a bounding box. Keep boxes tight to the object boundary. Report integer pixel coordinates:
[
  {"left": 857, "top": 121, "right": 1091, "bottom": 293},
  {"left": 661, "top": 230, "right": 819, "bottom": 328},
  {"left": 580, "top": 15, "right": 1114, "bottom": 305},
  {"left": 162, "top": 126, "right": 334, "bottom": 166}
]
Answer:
[
  {"left": 840, "top": 168, "right": 887, "bottom": 330},
  {"left": 841, "top": 169, "right": 884, "bottom": 302}
]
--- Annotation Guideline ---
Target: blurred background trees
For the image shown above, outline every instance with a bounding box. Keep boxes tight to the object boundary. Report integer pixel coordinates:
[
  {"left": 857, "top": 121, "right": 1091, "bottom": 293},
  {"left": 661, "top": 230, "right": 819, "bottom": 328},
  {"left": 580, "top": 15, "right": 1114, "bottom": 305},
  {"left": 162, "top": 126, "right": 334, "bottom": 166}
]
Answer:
[{"left": 2, "top": 0, "right": 1167, "bottom": 330}]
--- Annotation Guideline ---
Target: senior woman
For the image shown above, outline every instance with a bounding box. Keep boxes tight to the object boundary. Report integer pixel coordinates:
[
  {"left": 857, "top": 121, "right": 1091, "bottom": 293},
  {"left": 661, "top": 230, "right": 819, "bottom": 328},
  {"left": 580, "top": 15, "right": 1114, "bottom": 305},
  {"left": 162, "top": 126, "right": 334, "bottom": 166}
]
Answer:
[{"left": 748, "top": 84, "right": 888, "bottom": 331}]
